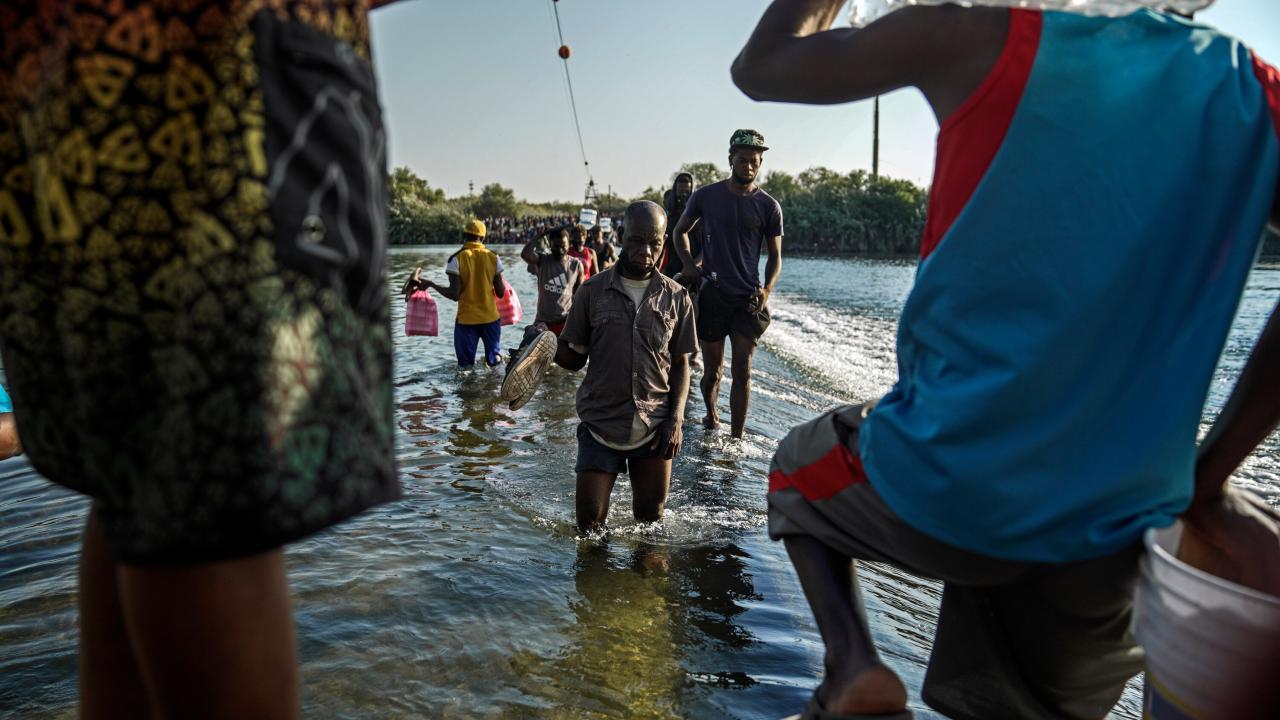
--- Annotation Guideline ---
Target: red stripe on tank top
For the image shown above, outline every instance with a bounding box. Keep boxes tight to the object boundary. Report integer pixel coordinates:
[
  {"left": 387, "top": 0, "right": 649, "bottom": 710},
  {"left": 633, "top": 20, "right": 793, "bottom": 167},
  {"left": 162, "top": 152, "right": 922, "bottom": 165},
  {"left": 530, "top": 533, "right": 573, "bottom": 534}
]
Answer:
[
  {"left": 918, "top": 9, "right": 1043, "bottom": 260},
  {"left": 767, "top": 442, "right": 868, "bottom": 501},
  {"left": 1252, "top": 52, "right": 1280, "bottom": 139}
]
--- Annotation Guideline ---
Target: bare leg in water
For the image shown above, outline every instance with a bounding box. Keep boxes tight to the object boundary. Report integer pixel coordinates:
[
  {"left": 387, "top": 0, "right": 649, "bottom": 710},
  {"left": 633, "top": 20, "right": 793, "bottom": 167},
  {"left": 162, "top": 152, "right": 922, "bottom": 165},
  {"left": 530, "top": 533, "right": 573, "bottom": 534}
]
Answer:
[
  {"left": 697, "top": 334, "right": 758, "bottom": 438},
  {"left": 784, "top": 534, "right": 908, "bottom": 715},
  {"left": 699, "top": 338, "right": 726, "bottom": 430},
  {"left": 628, "top": 457, "right": 671, "bottom": 523},
  {"left": 576, "top": 458, "right": 671, "bottom": 533},
  {"left": 728, "top": 332, "right": 757, "bottom": 439},
  {"left": 79, "top": 506, "right": 300, "bottom": 720},
  {"left": 576, "top": 471, "right": 618, "bottom": 532}
]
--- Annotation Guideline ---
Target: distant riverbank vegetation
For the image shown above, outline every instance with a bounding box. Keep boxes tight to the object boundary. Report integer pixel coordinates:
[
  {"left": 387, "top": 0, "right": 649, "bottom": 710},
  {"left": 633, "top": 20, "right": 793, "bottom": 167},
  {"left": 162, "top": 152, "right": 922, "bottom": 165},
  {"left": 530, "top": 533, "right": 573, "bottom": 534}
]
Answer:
[
  {"left": 388, "top": 163, "right": 929, "bottom": 254},
  {"left": 389, "top": 165, "right": 1280, "bottom": 258}
]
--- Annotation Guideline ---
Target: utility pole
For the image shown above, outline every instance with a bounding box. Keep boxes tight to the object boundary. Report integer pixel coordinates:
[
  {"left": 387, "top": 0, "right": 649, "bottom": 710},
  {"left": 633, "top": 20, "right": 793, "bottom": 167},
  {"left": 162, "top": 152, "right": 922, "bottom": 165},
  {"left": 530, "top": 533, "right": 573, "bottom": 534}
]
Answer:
[
  {"left": 872, "top": 95, "right": 880, "bottom": 180},
  {"left": 468, "top": 180, "right": 474, "bottom": 196}
]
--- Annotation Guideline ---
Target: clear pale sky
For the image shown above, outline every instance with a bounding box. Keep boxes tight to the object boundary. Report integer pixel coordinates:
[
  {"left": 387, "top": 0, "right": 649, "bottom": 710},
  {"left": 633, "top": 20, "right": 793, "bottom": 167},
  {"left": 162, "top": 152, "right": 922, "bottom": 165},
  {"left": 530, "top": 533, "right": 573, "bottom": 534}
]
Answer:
[{"left": 369, "top": 1, "right": 1280, "bottom": 204}]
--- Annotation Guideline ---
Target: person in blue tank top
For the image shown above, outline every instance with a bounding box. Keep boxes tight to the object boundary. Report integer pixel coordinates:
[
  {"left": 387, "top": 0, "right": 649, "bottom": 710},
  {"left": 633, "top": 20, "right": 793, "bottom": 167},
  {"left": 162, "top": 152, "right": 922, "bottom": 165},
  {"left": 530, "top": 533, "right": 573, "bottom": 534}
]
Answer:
[
  {"left": 734, "top": 2, "right": 1280, "bottom": 718},
  {"left": 0, "top": 384, "right": 19, "bottom": 459}
]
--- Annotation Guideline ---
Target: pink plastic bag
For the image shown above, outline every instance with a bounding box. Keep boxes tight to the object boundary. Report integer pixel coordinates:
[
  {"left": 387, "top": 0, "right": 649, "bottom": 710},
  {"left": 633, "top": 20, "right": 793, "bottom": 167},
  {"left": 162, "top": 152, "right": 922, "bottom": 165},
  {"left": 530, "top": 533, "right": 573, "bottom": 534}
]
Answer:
[
  {"left": 405, "top": 289, "right": 439, "bottom": 337},
  {"left": 497, "top": 280, "right": 523, "bottom": 326}
]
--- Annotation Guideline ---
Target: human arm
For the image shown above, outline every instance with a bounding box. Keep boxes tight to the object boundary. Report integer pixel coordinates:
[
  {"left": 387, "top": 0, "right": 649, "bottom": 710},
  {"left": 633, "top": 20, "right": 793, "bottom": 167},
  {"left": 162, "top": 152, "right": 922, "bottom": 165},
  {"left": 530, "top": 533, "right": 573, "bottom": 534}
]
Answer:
[
  {"left": 751, "top": 234, "right": 783, "bottom": 313},
  {"left": 492, "top": 255, "right": 507, "bottom": 298},
  {"left": 427, "top": 263, "right": 462, "bottom": 302},
  {"left": 673, "top": 198, "right": 703, "bottom": 284},
  {"left": 555, "top": 341, "right": 588, "bottom": 371},
  {"left": 521, "top": 235, "right": 542, "bottom": 267},
  {"left": 1177, "top": 299, "right": 1280, "bottom": 595},
  {"left": 652, "top": 354, "right": 689, "bottom": 459},
  {"left": 652, "top": 292, "right": 697, "bottom": 459},
  {"left": 730, "top": 1, "right": 1007, "bottom": 122},
  {"left": 0, "top": 413, "right": 19, "bottom": 459}
]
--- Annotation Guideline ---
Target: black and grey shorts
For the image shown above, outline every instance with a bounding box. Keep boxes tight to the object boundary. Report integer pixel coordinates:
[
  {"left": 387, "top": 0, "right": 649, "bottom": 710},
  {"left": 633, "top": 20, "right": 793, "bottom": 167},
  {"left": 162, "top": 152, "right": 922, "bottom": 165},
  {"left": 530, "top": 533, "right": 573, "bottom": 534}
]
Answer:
[
  {"left": 574, "top": 424, "right": 661, "bottom": 475},
  {"left": 767, "top": 403, "right": 1144, "bottom": 720},
  {"left": 696, "top": 280, "right": 770, "bottom": 343}
]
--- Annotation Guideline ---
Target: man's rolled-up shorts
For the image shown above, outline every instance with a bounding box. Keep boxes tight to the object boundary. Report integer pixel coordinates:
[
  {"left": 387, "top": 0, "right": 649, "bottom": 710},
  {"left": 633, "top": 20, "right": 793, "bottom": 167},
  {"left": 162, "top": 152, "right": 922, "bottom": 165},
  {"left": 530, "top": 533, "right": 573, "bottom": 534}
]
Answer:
[{"left": 767, "top": 403, "right": 1144, "bottom": 720}]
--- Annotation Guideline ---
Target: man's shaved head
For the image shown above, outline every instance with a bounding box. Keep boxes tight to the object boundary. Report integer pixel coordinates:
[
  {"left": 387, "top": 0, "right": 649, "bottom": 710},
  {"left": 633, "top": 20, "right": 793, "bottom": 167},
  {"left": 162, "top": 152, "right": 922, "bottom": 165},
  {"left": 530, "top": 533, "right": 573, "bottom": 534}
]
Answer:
[{"left": 625, "top": 201, "right": 667, "bottom": 237}]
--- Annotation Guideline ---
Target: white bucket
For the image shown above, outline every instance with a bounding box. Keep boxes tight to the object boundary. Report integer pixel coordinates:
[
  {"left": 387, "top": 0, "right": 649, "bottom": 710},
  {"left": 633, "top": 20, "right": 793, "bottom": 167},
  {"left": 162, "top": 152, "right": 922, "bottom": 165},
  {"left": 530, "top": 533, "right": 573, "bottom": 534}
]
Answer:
[{"left": 1133, "top": 522, "right": 1280, "bottom": 719}]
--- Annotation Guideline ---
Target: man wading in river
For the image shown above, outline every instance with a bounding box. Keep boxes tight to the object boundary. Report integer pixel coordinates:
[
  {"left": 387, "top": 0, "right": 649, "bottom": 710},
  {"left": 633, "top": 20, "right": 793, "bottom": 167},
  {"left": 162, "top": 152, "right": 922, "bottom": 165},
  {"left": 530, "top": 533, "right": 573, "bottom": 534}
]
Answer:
[
  {"left": 411, "top": 218, "right": 508, "bottom": 369},
  {"left": 733, "top": 2, "right": 1280, "bottom": 719},
  {"left": 553, "top": 202, "right": 696, "bottom": 532},
  {"left": 672, "top": 130, "right": 784, "bottom": 438}
]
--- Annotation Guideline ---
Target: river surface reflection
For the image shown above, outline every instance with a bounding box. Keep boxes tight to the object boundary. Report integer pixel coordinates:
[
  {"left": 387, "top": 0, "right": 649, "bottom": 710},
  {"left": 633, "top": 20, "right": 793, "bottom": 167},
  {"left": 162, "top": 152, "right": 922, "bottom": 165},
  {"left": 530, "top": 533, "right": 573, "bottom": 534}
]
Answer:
[{"left": 2, "top": 249, "right": 1276, "bottom": 718}]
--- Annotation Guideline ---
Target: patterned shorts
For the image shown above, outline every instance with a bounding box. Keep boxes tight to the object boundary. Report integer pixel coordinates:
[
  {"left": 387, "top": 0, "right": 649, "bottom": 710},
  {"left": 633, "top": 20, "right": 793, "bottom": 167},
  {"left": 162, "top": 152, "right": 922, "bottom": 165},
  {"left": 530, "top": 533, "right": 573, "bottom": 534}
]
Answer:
[{"left": 0, "top": 1, "right": 399, "bottom": 563}]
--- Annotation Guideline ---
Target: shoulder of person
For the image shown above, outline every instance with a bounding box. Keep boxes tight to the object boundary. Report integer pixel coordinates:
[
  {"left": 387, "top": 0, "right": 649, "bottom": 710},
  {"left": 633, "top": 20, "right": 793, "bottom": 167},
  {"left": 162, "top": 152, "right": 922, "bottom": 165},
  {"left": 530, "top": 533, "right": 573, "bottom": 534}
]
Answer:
[
  {"left": 686, "top": 183, "right": 713, "bottom": 204},
  {"left": 580, "top": 267, "right": 612, "bottom": 292},
  {"left": 653, "top": 272, "right": 691, "bottom": 298}
]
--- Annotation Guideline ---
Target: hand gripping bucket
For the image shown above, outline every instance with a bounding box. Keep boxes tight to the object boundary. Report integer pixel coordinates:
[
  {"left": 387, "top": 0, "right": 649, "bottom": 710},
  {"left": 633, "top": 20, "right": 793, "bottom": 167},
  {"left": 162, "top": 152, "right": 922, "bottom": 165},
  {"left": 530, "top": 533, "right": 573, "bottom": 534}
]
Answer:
[
  {"left": 1133, "top": 522, "right": 1280, "bottom": 718},
  {"left": 497, "top": 280, "right": 523, "bottom": 326},
  {"left": 404, "top": 289, "right": 438, "bottom": 337}
]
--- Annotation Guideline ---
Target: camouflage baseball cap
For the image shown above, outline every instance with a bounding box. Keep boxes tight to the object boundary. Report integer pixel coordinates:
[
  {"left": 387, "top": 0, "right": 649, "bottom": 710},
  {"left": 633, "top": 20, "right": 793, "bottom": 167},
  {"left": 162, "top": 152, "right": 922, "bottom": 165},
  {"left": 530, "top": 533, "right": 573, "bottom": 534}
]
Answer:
[{"left": 729, "top": 128, "right": 768, "bottom": 151}]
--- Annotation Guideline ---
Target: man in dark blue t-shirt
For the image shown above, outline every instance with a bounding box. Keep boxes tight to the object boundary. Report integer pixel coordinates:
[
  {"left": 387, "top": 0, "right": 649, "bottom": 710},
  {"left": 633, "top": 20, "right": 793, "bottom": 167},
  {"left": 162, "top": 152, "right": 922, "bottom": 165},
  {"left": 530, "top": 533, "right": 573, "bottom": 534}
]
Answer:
[{"left": 672, "top": 129, "right": 784, "bottom": 438}]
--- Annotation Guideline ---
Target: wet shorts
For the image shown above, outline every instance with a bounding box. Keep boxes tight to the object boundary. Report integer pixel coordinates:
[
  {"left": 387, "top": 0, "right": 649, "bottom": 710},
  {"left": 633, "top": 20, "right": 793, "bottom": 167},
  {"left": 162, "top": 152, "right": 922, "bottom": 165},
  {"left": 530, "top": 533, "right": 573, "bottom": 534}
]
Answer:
[
  {"left": 696, "top": 280, "right": 770, "bottom": 343},
  {"left": 575, "top": 423, "right": 660, "bottom": 475},
  {"left": 0, "top": 2, "right": 399, "bottom": 564},
  {"left": 767, "top": 404, "right": 1144, "bottom": 720}
]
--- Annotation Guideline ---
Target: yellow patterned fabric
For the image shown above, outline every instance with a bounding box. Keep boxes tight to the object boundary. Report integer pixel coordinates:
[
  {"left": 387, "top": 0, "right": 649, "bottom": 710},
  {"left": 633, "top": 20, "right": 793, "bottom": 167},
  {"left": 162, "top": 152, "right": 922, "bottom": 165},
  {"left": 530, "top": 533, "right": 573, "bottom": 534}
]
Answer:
[{"left": 0, "top": 0, "right": 399, "bottom": 563}]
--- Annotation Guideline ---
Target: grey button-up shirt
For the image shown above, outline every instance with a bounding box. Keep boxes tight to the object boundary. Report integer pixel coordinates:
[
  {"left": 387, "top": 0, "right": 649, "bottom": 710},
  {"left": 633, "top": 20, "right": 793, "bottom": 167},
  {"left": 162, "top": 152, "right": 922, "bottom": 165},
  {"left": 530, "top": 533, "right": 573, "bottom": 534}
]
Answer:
[{"left": 560, "top": 267, "right": 696, "bottom": 446}]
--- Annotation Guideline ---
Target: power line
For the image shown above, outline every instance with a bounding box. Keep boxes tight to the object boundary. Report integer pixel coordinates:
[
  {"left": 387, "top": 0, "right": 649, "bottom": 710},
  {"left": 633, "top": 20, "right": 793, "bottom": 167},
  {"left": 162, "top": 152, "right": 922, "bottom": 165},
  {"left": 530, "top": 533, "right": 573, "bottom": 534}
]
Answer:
[{"left": 550, "top": 0, "right": 591, "bottom": 185}]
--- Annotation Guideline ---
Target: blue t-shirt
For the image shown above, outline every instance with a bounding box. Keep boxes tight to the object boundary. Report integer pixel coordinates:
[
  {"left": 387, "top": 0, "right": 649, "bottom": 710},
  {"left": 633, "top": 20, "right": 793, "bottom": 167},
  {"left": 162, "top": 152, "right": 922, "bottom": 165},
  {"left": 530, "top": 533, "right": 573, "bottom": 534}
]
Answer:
[
  {"left": 0, "top": 385, "right": 11, "bottom": 414},
  {"left": 680, "top": 181, "right": 783, "bottom": 298},
  {"left": 860, "top": 9, "right": 1280, "bottom": 563}
]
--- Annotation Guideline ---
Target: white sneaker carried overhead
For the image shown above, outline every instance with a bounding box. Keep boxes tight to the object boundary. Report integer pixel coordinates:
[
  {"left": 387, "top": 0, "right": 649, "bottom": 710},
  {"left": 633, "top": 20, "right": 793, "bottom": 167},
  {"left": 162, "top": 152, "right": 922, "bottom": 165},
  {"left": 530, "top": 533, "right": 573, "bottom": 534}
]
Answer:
[{"left": 499, "top": 330, "right": 558, "bottom": 411}]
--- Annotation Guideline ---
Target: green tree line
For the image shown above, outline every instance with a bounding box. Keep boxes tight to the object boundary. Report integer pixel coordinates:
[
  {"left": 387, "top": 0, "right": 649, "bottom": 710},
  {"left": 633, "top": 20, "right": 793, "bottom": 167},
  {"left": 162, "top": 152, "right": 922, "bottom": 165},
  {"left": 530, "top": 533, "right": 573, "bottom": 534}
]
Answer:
[
  {"left": 387, "top": 163, "right": 925, "bottom": 255},
  {"left": 388, "top": 164, "right": 1280, "bottom": 258}
]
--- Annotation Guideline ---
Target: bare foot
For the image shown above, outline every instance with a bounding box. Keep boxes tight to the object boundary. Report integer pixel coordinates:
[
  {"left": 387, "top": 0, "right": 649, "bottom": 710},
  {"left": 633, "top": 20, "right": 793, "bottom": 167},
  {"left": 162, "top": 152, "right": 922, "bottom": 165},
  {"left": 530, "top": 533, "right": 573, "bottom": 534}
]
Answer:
[
  {"left": 820, "top": 664, "right": 908, "bottom": 716},
  {"left": 702, "top": 413, "right": 720, "bottom": 431}
]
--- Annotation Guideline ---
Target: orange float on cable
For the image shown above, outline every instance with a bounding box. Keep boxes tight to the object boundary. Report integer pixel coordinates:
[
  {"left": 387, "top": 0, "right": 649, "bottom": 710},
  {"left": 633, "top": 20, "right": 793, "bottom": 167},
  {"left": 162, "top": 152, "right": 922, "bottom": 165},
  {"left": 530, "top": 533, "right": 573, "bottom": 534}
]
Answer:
[{"left": 558, "top": 45, "right": 571, "bottom": 60}]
